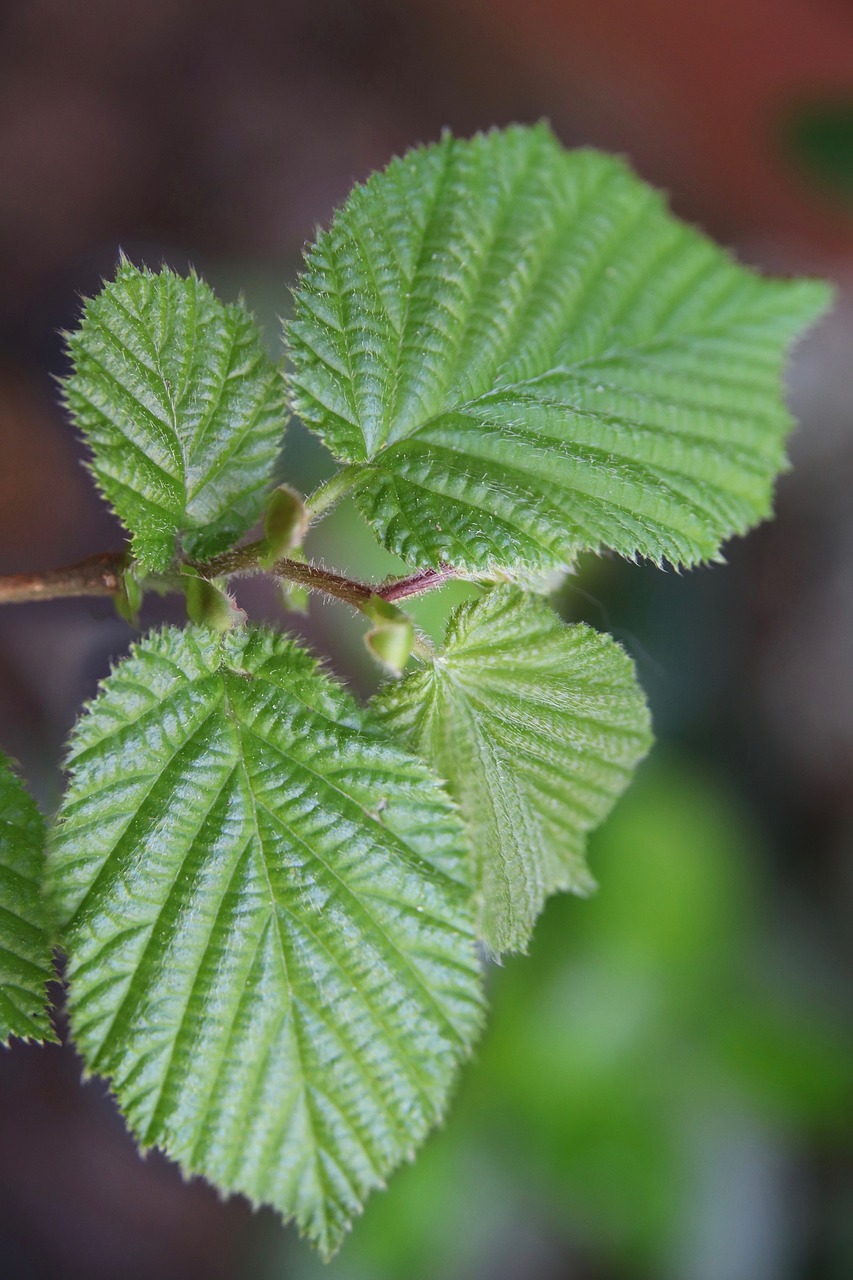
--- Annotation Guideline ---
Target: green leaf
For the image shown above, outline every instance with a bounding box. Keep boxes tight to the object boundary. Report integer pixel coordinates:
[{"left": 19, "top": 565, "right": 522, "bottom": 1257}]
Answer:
[
  {"left": 0, "top": 753, "right": 56, "bottom": 1045},
  {"left": 47, "top": 625, "right": 483, "bottom": 1257},
  {"left": 373, "top": 588, "right": 653, "bottom": 955},
  {"left": 288, "top": 124, "right": 831, "bottom": 575},
  {"left": 65, "top": 261, "right": 287, "bottom": 572}
]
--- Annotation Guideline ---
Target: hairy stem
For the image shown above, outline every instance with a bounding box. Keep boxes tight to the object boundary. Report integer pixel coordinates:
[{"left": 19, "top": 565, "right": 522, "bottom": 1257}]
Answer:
[
  {"left": 202, "top": 540, "right": 375, "bottom": 607},
  {"left": 0, "top": 545, "right": 457, "bottom": 613},
  {"left": 380, "top": 565, "right": 457, "bottom": 602},
  {"left": 304, "top": 464, "right": 363, "bottom": 520}
]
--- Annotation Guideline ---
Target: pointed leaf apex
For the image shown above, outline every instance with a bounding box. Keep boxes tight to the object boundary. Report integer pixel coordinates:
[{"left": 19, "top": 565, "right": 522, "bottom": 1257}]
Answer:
[
  {"left": 48, "top": 626, "right": 483, "bottom": 1251},
  {"left": 65, "top": 261, "right": 286, "bottom": 571},
  {"left": 288, "top": 125, "right": 832, "bottom": 576}
]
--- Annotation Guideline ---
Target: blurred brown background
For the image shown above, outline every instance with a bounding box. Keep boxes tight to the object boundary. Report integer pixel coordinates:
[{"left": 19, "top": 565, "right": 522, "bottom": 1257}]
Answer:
[{"left": 1, "top": 3, "right": 852, "bottom": 1278}]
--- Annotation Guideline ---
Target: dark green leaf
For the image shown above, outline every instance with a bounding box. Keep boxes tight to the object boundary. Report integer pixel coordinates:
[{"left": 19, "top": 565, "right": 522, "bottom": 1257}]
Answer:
[{"left": 0, "top": 753, "right": 56, "bottom": 1045}]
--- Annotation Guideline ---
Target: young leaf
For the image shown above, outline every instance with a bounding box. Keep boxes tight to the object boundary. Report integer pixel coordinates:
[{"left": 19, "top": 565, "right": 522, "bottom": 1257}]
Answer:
[
  {"left": 373, "top": 588, "right": 653, "bottom": 955},
  {"left": 65, "top": 261, "right": 287, "bottom": 572},
  {"left": 47, "top": 626, "right": 483, "bottom": 1257},
  {"left": 262, "top": 484, "right": 309, "bottom": 564},
  {"left": 181, "top": 567, "right": 244, "bottom": 631},
  {"left": 0, "top": 753, "right": 56, "bottom": 1045},
  {"left": 289, "top": 124, "right": 831, "bottom": 575},
  {"left": 363, "top": 596, "right": 416, "bottom": 676}
]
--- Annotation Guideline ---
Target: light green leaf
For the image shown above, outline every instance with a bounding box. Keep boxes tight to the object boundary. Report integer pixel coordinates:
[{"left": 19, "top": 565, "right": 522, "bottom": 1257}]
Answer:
[
  {"left": 0, "top": 753, "right": 56, "bottom": 1045},
  {"left": 65, "top": 261, "right": 287, "bottom": 572},
  {"left": 373, "top": 588, "right": 653, "bottom": 955},
  {"left": 47, "top": 625, "right": 483, "bottom": 1257},
  {"left": 288, "top": 124, "right": 831, "bottom": 575}
]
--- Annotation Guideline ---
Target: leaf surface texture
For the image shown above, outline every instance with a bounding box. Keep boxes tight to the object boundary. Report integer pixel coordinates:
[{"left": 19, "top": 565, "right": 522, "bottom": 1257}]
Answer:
[
  {"left": 374, "top": 588, "right": 653, "bottom": 953},
  {"left": 0, "top": 753, "right": 56, "bottom": 1044},
  {"left": 48, "top": 626, "right": 483, "bottom": 1256},
  {"left": 289, "top": 124, "right": 830, "bottom": 574},
  {"left": 65, "top": 262, "right": 286, "bottom": 570}
]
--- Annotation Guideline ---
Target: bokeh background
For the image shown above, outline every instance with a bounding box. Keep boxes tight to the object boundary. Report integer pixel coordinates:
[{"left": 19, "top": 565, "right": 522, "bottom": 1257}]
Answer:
[{"left": 1, "top": 2, "right": 852, "bottom": 1277}]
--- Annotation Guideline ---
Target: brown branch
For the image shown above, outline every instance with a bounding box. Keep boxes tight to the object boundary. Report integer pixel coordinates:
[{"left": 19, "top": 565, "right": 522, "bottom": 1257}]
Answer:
[
  {"left": 268, "top": 557, "right": 375, "bottom": 608},
  {"left": 199, "top": 541, "right": 375, "bottom": 608},
  {"left": 0, "top": 544, "right": 458, "bottom": 613},
  {"left": 0, "top": 552, "right": 126, "bottom": 605},
  {"left": 201, "top": 542, "right": 457, "bottom": 610}
]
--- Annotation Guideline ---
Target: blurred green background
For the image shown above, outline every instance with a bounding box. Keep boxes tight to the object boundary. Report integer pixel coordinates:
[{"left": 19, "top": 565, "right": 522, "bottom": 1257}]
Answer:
[{"left": 0, "top": 3, "right": 851, "bottom": 1278}]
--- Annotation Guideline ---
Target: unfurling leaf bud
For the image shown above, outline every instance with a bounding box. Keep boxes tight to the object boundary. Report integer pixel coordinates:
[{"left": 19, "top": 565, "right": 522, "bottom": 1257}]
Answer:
[
  {"left": 277, "top": 546, "right": 310, "bottom": 614},
  {"left": 263, "top": 485, "right": 308, "bottom": 565},
  {"left": 114, "top": 562, "right": 144, "bottom": 625},
  {"left": 363, "top": 595, "right": 415, "bottom": 675},
  {"left": 279, "top": 580, "right": 310, "bottom": 615},
  {"left": 182, "top": 568, "right": 244, "bottom": 631}
]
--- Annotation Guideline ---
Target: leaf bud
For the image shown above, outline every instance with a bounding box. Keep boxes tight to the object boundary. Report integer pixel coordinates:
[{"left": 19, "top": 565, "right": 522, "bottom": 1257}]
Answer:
[{"left": 263, "top": 485, "right": 308, "bottom": 565}]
